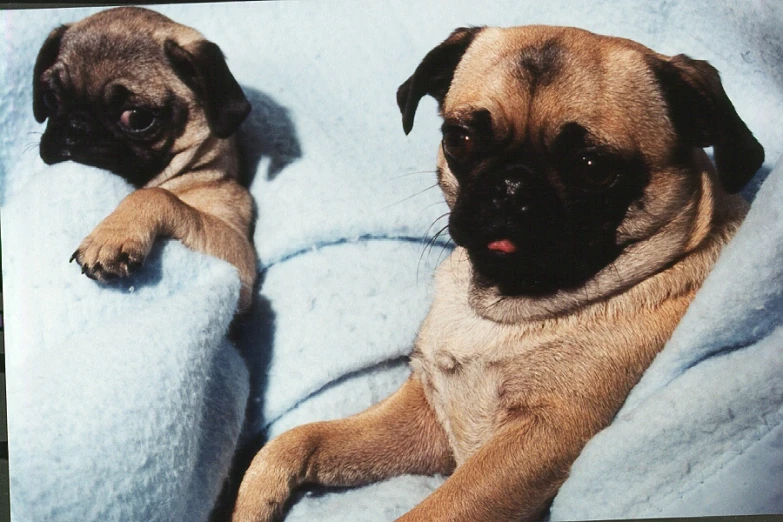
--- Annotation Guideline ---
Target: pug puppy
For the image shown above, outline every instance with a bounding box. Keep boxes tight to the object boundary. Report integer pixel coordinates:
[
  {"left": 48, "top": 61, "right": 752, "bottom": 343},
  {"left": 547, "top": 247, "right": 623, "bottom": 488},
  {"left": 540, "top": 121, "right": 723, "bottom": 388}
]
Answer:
[
  {"left": 231, "top": 26, "right": 764, "bottom": 521},
  {"left": 33, "top": 6, "right": 256, "bottom": 312}
]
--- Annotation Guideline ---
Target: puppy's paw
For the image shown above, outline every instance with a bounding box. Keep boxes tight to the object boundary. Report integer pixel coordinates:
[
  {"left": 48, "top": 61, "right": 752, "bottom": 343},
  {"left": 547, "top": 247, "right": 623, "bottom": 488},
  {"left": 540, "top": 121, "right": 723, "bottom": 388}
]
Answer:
[{"left": 71, "top": 224, "right": 153, "bottom": 283}]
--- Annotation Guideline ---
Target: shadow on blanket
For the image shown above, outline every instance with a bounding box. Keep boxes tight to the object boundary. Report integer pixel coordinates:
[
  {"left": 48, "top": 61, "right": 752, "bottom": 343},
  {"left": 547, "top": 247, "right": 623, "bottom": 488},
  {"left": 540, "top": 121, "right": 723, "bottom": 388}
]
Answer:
[
  {"left": 231, "top": 85, "right": 302, "bottom": 445},
  {"left": 740, "top": 164, "right": 772, "bottom": 202},
  {"left": 237, "top": 87, "right": 303, "bottom": 186},
  {"left": 209, "top": 86, "right": 301, "bottom": 522},
  {"left": 213, "top": 290, "right": 277, "bottom": 521}
]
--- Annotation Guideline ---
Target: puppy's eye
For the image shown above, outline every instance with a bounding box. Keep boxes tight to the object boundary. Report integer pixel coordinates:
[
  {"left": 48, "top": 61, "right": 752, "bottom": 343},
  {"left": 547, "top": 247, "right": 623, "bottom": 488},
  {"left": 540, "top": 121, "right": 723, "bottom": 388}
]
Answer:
[
  {"left": 442, "top": 127, "right": 475, "bottom": 162},
  {"left": 570, "top": 153, "right": 620, "bottom": 192},
  {"left": 43, "top": 91, "right": 59, "bottom": 112},
  {"left": 119, "top": 108, "right": 157, "bottom": 133}
]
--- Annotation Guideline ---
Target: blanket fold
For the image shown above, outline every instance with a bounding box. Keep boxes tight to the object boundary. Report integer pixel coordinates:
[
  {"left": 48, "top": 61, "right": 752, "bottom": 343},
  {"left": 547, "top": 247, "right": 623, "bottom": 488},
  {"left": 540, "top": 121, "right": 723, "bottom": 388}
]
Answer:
[{"left": 2, "top": 165, "right": 250, "bottom": 522}]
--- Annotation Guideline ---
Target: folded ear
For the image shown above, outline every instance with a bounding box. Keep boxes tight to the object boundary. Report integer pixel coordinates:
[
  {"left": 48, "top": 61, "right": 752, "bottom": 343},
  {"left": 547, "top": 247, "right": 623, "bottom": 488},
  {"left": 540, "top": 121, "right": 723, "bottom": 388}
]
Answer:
[
  {"left": 396, "top": 26, "right": 483, "bottom": 135},
  {"left": 165, "top": 39, "right": 251, "bottom": 139},
  {"left": 651, "top": 54, "right": 764, "bottom": 193},
  {"left": 33, "top": 25, "right": 69, "bottom": 123}
]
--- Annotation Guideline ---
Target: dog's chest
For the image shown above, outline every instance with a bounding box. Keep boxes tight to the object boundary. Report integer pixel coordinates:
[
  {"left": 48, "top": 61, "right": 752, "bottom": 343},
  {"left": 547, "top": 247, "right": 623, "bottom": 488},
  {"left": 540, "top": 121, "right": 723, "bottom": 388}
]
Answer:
[
  {"left": 410, "top": 351, "right": 511, "bottom": 465},
  {"left": 410, "top": 287, "right": 561, "bottom": 465}
]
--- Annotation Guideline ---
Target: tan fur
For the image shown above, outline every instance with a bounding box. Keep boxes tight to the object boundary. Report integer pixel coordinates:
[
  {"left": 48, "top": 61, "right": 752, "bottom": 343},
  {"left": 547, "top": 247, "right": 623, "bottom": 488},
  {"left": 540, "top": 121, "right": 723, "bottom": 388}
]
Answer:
[
  {"left": 43, "top": 7, "right": 256, "bottom": 312},
  {"left": 234, "top": 378, "right": 455, "bottom": 521},
  {"left": 76, "top": 176, "right": 257, "bottom": 311},
  {"left": 232, "top": 26, "right": 755, "bottom": 521}
]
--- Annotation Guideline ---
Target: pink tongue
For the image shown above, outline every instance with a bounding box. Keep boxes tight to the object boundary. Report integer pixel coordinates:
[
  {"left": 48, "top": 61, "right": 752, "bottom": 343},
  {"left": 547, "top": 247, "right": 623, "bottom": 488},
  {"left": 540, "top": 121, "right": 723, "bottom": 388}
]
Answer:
[{"left": 487, "top": 239, "right": 518, "bottom": 253}]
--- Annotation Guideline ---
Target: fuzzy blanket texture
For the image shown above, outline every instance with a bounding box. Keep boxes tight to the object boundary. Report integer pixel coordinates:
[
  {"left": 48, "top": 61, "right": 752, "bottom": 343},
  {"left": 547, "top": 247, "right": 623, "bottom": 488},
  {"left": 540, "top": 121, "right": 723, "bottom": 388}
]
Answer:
[{"left": 1, "top": 1, "right": 781, "bottom": 521}]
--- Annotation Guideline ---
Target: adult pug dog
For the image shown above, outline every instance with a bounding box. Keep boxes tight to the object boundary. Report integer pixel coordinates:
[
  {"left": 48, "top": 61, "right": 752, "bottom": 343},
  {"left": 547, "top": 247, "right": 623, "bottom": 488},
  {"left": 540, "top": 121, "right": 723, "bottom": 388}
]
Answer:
[
  {"left": 33, "top": 7, "right": 256, "bottom": 312},
  {"left": 232, "top": 26, "right": 764, "bottom": 521}
]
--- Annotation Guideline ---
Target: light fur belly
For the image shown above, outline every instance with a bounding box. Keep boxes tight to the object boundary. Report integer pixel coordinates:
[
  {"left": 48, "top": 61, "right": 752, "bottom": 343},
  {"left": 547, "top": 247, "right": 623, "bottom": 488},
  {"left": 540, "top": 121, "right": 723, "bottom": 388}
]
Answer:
[{"left": 412, "top": 353, "right": 507, "bottom": 465}]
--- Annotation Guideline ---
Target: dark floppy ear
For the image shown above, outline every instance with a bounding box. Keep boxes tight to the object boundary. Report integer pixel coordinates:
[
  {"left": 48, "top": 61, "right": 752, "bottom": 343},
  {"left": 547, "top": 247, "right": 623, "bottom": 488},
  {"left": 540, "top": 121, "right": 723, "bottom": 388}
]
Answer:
[
  {"left": 33, "top": 25, "right": 69, "bottom": 123},
  {"left": 651, "top": 54, "right": 764, "bottom": 193},
  {"left": 396, "top": 26, "right": 483, "bottom": 135},
  {"left": 165, "top": 39, "right": 251, "bottom": 139}
]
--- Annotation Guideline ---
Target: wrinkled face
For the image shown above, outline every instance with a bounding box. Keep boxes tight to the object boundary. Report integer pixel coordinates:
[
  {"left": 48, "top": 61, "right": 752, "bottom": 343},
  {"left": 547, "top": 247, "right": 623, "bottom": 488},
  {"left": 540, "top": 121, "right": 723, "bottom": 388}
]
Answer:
[
  {"left": 36, "top": 32, "right": 196, "bottom": 186},
  {"left": 435, "top": 27, "right": 698, "bottom": 297},
  {"left": 33, "top": 7, "right": 251, "bottom": 187},
  {"left": 441, "top": 115, "right": 652, "bottom": 296}
]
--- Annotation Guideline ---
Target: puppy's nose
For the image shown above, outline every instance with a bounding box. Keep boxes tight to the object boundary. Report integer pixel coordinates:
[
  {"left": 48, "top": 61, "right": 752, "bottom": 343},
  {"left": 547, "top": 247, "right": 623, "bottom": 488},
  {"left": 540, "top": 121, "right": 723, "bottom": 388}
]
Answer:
[{"left": 65, "top": 119, "right": 91, "bottom": 146}]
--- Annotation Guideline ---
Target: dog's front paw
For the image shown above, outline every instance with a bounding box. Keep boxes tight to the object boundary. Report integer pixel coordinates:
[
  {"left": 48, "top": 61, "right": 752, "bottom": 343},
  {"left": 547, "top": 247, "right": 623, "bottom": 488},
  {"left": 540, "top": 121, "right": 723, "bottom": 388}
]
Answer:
[
  {"left": 232, "top": 436, "right": 311, "bottom": 522},
  {"left": 231, "top": 464, "right": 292, "bottom": 522},
  {"left": 232, "top": 496, "right": 285, "bottom": 522},
  {"left": 71, "top": 221, "right": 154, "bottom": 283}
]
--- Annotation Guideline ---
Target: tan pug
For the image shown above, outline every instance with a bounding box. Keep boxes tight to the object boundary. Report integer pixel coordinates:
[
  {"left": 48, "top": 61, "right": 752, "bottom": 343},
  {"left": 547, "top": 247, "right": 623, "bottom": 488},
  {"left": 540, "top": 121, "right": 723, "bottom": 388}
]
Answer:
[
  {"left": 231, "top": 25, "right": 764, "bottom": 521},
  {"left": 33, "top": 6, "right": 256, "bottom": 312}
]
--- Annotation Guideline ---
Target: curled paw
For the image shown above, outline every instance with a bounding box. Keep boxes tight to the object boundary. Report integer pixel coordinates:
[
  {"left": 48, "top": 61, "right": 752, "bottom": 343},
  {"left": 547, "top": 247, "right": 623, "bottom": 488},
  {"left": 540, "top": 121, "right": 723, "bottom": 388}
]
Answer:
[{"left": 70, "top": 233, "right": 150, "bottom": 284}]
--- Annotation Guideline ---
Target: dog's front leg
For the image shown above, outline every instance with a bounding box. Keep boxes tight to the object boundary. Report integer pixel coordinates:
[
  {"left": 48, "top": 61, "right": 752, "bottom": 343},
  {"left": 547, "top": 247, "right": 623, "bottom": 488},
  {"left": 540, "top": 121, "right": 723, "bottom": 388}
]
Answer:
[
  {"left": 397, "top": 408, "right": 589, "bottom": 522},
  {"left": 71, "top": 185, "right": 257, "bottom": 311},
  {"left": 231, "top": 376, "right": 455, "bottom": 522}
]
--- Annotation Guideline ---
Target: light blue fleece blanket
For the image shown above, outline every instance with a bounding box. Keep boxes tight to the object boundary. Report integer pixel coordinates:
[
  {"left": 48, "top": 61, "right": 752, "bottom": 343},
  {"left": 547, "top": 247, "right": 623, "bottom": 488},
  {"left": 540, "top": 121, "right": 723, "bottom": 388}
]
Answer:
[{"left": 1, "top": 1, "right": 781, "bottom": 521}]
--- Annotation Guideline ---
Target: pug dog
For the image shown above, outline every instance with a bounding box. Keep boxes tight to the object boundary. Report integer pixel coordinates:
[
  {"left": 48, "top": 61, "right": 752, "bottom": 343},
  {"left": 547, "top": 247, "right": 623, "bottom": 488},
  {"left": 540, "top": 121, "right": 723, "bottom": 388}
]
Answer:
[
  {"left": 231, "top": 26, "right": 764, "bottom": 521},
  {"left": 33, "top": 6, "right": 256, "bottom": 312}
]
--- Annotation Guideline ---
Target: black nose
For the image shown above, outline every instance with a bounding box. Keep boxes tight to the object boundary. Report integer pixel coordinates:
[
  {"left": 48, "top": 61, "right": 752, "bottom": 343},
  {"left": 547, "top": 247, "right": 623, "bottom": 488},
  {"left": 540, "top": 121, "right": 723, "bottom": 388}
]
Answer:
[{"left": 489, "top": 166, "right": 535, "bottom": 214}]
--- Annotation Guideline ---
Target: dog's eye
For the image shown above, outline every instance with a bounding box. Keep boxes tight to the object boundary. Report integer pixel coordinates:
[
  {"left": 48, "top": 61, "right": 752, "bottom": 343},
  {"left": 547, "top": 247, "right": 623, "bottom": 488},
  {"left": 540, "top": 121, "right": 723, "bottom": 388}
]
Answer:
[
  {"left": 570, "top": 153, "right": 620, "bottom": 191},
  {"left": 119, "top": 108, "right": 157, "bottom": 133},
  {"left": 442, "top": 127, "right": 475, "bottom": 162},
  {"left": 43, "top": 91, "right": 59, "bottom": 113}
]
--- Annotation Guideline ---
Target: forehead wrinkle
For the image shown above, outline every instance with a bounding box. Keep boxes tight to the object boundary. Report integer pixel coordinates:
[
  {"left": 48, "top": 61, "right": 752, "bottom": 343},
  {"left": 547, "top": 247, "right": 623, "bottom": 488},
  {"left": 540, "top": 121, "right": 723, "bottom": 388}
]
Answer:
[
  {"left": 446, "top": 29, "right": 530, "bottom": 104},
  {"left": 524, "top": 52, "right": 613, "bottom": 150},
  {"left": 444, "top": 26, "right": 670, "bottom": 154},
  {"left": 526, "top": 85, "right": 601, "bottom": 150},
  {"left": 55, "top": 33, "right": 178, "bottom": 105},
  {"left": 516, "top": 38, "right": 565, "bottom": 95},
  {"left": 62, "top": 35, "right": 162, "bottom": 70},
  {"left": 445, "top": 71, "right": 530, "bottom": 144}
]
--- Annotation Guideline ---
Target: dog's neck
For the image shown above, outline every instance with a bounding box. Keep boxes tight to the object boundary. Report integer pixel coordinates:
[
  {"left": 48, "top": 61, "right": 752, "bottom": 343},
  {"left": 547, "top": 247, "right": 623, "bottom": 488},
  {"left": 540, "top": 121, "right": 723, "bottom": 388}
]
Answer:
[
  {"left": 460, "top": 151, "right": 748, "bottom": 324},
  {"left": 144, "top": 133, "right": 240, "bottom": 192}
]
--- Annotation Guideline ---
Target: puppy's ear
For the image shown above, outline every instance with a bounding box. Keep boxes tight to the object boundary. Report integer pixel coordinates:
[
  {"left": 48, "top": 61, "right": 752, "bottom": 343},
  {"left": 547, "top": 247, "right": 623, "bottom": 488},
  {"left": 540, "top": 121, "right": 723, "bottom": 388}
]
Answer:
[
  {"left": 165, "top": 39, "right": 251, "bottom": 139},
  {"left": 652, "top": 54, "right": 764, "bottom": 193},
  {"left": 33, "top": 25, "right": 69, "bottom": 123},
  {"left": 397, "top": 26, "right": 483, "bottom": 135}
]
